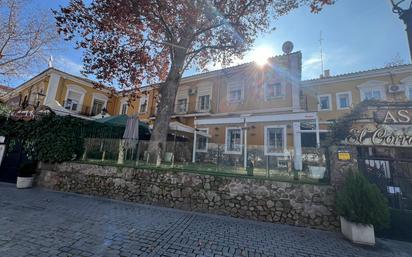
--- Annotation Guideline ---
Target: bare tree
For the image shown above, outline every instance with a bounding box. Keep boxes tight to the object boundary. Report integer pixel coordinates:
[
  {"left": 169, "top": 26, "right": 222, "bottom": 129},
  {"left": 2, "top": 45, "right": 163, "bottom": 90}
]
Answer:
[{"left": 0, "top": 0, "right": 58, "bottom": 79}]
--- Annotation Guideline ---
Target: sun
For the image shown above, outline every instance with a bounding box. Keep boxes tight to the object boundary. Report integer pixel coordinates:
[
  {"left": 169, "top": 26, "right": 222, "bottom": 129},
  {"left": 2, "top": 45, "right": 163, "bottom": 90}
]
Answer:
[{"left": 251, "top": 46, "right": 274, "bottom": 66}]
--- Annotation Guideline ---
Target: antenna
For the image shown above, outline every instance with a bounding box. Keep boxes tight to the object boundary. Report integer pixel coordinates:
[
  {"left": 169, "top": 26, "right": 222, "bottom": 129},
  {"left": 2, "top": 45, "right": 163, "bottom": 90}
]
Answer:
[
  {"left": 48, "top": 56, "right": 53, "bottom": 68},
  {"left": 319, "top": 31, "right": 324, "bottom": 75}
]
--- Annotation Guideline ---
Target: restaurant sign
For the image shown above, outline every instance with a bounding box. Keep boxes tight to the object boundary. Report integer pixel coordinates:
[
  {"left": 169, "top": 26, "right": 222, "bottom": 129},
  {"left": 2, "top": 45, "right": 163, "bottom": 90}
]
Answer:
[
  {"left": 345, "top": 107, "right": 412, "bottom": 147},
  {"left": 10, "top": 105, "right": 54, "bottom": 121}
]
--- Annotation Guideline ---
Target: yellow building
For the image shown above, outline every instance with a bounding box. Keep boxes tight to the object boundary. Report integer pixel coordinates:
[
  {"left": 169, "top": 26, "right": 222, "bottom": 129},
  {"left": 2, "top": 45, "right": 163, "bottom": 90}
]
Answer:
[
  {"left": 127, "top": 51, "right": 317, "bottom": 170},
  {"left": 5, "top": 50, "right": 412, "bottom": 171},
  {"left": 301, "top": 64, "right": 412, "bottom": 130},
  {"left": 3, "top": 68, "right": 120, "bottom": 119}
]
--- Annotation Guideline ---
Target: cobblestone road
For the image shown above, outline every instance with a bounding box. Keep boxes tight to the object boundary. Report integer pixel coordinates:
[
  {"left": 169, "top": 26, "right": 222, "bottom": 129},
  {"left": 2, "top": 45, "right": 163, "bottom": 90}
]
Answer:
[{"left": 0, "top": 183, "right": 411, "bottom": 257}]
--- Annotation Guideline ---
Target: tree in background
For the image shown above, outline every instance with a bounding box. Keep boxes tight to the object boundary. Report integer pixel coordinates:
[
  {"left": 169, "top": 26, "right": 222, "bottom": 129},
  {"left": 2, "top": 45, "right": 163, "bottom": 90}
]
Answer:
[
  {"left": 55, "top": 0, "right": 333, "bottom": 161},
  {"left": 0, "top": 0, "right": 58, "bottom": 80}
]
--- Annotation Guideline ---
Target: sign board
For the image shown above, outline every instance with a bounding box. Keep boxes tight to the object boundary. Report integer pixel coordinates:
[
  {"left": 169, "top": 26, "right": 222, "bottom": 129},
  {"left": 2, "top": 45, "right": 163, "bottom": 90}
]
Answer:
[
  {"left": 374, "top": 108, "right": 412, "bottom": 124},
  {"left": 10, "top": 105, "right": 54, "bottom": 121},
  {"left": 337, "top": 151, "right": 351, "bottom": 161},
  {"left": 345, "top": 106, "right": 412, "bottom": 147},
  {"left": 346, "top": 127, "right": 412, "bottom": 147}
]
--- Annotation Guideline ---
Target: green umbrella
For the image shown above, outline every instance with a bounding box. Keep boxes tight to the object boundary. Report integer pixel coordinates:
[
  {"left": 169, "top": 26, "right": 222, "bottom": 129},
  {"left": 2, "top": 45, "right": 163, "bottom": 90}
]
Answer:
[{"left": 95, "top": 115, "right": 151, "bottom": 140}]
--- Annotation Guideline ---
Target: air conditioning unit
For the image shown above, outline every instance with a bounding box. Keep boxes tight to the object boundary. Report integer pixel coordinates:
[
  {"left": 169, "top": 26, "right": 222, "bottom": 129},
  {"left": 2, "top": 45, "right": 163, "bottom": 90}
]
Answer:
[
  {"left": 188, "top": 88, "right": 197, "bottom": 96},
  {"left": 388, "top": 84, "right": 404, "bottom": 93}
]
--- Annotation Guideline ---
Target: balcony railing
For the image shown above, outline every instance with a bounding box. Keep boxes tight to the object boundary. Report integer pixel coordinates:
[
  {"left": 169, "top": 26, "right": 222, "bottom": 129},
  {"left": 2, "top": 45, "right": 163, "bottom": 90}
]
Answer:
[
  {"left": 196, "top": 99, "right": 211, "bottom": 113},
  {"left": 62, "top": 100, "right": 92, "bottom": 116},
  {"left": 173, "top": 100, "right": 213, "bottom": 116},
  {"left": 174, "top": 103, "right": 188, "bottom": 115}
]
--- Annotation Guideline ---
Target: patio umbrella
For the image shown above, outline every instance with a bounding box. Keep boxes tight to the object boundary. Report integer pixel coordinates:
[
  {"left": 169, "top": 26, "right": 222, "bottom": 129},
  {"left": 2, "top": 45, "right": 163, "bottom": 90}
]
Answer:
[
  {"left": 123, "top": 116, "right": 139, "bottom": 147},
  {"left": 118, "top": 116, "right": 140, "bottom": 164},
  {"left": 96, "top": 115, "right": 151, "bottom": 139}
]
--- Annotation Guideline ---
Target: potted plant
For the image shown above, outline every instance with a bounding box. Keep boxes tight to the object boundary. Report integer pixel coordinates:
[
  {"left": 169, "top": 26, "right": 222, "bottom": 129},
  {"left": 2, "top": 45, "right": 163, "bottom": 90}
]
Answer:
[
  {"left": 336, "top": 170, "right": 389, "bottom": 245},
  {"left": 16, "top": 162, "right": 37, "bottom": 189}
]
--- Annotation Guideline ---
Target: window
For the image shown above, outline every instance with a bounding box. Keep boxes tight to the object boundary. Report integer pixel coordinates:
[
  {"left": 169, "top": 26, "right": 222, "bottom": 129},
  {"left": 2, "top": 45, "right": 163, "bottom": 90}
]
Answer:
[
  {"left": 318, "top": 94, "right": 331, "bottom": 111},
  {"left": 120, "top": 103, "right": 128, "bottom": 115},
  {"left": 139, "top": 96, "right": 148, "bottom": 113},
  {"left": 198, "top": 95, "right": 210, "bottom": 111},
  {"left": 265, "top": 82, "right": 283, "bottom": 99},
  {"left": 91, "top": 99, "right": 105, "bottom": 116},
  {"left": 225, "top": 127, "right": 242, "bottom": 154},
  {"left": 336, "top": 92, "right": 352, "bottom": 110},
  {"left": 364, "top": 90, "right": 381, "bottom": 100},
  {"left": 360, "top": 88, "right": 384, "bottom": 101},
  {"left": 196, "top": 128, "right": 208, "bottom": 152},
  {"left": 264, "top": 126, "right": 286, "bottom": 156},
  {"left": 407, "top": 87, "right": 412, "bottom": 100},
  {"left": 176, "top": 98, "right": 187, "bottom": 113},
  {"left": 64, "top": 90, "right": 83, "bottom": 112},
  {"left": 227, "top": 84, "right": 243, "bottom": 103}
]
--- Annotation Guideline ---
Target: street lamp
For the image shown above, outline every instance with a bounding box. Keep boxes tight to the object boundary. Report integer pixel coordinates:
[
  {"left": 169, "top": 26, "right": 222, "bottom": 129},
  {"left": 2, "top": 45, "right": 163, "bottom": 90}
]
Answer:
[{"left": 391, "top": 0, "right": 412, "bottom": 61}]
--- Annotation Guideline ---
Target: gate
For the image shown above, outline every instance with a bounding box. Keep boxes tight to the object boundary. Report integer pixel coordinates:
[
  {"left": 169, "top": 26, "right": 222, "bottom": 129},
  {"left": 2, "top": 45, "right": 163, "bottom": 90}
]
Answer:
[
  {"left": 0, "top": 141, "right": 27, "bottom": 183},
  {"left": 357, "top": 146, "right": 412, "bottom": 242}
]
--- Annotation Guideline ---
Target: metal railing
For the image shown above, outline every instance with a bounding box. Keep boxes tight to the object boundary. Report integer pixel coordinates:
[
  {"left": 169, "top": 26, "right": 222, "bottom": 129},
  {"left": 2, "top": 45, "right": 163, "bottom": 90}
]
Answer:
[
  {"left": 80, "top": 139, "right": 329, "bottom": 184},
  {"left": 62, "top": 100, "right": 93, "bottom": 116}
]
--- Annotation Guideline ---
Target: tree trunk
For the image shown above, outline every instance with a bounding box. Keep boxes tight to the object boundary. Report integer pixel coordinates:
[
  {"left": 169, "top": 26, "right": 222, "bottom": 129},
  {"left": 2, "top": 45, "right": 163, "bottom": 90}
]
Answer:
[{"left": 147, "top": 51, "right": 185, "bottom": 163}]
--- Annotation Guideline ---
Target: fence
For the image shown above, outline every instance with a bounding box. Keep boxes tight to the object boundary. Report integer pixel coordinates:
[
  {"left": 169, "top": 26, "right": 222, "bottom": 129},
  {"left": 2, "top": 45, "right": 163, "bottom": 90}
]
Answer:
[{"left": 81, "top": 138, "right": 329, "bottom": 183}]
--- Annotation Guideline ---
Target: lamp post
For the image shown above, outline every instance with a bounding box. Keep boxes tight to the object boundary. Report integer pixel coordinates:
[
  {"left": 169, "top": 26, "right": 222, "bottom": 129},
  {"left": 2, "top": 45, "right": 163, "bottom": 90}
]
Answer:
[{"left": 391, "top": 0, "right": 412, "bottom": 61}]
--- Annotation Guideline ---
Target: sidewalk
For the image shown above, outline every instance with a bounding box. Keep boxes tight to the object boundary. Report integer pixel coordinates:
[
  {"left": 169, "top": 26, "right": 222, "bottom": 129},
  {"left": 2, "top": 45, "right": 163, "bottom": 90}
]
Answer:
[{"left": 0, "top": 182, "right": 411, "bottom": 257}]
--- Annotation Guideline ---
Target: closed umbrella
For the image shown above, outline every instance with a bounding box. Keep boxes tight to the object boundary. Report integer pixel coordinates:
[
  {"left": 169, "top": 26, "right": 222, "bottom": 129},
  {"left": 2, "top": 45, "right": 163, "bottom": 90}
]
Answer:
[{"left": 118, "top": 116, "right": 139, "bottom": 164}]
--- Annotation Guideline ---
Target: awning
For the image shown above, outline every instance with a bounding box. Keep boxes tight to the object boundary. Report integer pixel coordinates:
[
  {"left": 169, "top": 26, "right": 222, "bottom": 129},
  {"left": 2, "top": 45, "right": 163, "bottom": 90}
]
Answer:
[{"left": 169, "top": 121, "right": 211, "bottom": 138}]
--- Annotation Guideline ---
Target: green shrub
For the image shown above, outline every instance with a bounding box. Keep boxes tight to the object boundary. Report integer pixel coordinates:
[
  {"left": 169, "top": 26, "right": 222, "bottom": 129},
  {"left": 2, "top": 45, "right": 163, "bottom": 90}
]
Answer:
[
  {"left": 336, "top": 170, "right": 390, "bottom": 230},
  {"left": 0, "top": 113, "right": 124, "bottom": 163}
]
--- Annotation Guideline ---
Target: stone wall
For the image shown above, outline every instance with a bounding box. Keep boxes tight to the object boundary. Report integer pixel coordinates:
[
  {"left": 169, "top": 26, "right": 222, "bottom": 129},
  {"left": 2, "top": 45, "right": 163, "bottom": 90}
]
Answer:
[
  {"left": 36, "top": 162, "right": 339, "bottom": 231},
  {"left": 329, "top": 145, "right": 359, "bottom": 190}
]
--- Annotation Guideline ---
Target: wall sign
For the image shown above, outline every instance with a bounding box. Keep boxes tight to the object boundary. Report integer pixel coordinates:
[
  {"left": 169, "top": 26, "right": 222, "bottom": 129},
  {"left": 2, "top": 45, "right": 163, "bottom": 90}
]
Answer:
[
  {"left": 10, "top": 105, "right": 54, "bottom": 121},
  {"left": 374, "top": 109, "right": 412, "bottom": 124},
  {"left": 346, "top": 127, "right": 412, "bottom": 147},
  {"left": 337, "top": 151, "right": 351, "bottom": 161},
  {"left": 345, "top": 106, "right": 412, "bottom": 147}
]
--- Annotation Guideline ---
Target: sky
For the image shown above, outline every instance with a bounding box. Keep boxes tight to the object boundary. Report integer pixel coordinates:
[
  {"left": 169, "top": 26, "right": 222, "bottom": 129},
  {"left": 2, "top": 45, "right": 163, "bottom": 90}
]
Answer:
[{"left": 5, "top": 0, "right": 412, "bottom": 87}]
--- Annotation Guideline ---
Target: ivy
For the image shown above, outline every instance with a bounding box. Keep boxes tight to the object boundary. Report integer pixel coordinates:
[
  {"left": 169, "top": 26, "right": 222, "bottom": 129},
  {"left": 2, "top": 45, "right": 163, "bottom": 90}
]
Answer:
[
  {"left": 327, "top": 100, "right": 380, "bottom": 144},
  {"left": 0, "top": 113, "right": 124, "bottom": 163}
]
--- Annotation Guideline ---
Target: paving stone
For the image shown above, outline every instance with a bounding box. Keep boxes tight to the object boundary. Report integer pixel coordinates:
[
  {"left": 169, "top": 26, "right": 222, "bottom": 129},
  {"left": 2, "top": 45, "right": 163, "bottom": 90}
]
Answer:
[{"left": 0, "top": 182, "right": 411, "bottom": 257}]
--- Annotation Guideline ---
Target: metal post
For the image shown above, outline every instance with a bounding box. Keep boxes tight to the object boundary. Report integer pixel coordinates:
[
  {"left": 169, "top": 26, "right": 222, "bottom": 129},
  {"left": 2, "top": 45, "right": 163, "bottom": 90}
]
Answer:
[
  {"left": 400, "top": 9, "right": 412, "bottom": 62},
  {"left": 192, "top": 129, "right": 197, "bottom": 163},
  {"left": 244, "top": 127, "right": 247, "bottom": 169},
  {"left": 391, "top": 2, "right": 412, "bottom": 62},
  {"left": 293, "top": 122, "right": 302, "bottom": 171},
  {"left": 243, "top": 118, "right": 247, "bottom": 169},
  {"left": 315, "top": 116, "right": 320, "bottom": 148}
]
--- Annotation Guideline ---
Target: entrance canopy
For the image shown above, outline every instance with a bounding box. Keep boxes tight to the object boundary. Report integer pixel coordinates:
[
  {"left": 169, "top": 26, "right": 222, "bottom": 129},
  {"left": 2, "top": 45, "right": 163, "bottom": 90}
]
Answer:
[{"left": 169, "top": 121, "right": 210, "bottom": 138}]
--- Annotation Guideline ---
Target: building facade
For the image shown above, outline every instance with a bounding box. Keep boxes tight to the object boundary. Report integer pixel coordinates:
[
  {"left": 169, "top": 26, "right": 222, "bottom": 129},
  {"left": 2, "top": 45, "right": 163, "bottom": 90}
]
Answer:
[
  {"left": 4, "top": 50, "right": 412, "bottom": 171},
  {"left": 301, "top": 64, "right": 412, "bottom": 129}
]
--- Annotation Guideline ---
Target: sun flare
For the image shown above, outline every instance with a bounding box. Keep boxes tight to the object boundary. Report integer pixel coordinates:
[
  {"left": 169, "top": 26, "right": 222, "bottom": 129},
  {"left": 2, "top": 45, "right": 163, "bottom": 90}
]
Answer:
[{"left": 251, "top": 46, "right": 274, "bottom": 66}]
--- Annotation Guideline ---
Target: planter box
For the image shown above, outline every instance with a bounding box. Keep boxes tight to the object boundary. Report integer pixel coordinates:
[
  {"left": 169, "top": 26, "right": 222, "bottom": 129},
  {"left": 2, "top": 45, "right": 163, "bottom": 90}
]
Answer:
[
  {"left": 340, "top": 216, "right": 375, "bottom": 245},
  {"left": 16, "top": 176, "right": 34, "bottom": 189}
]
